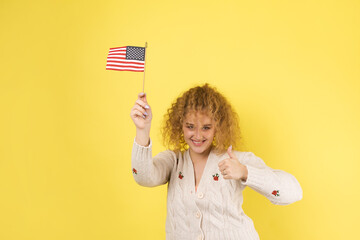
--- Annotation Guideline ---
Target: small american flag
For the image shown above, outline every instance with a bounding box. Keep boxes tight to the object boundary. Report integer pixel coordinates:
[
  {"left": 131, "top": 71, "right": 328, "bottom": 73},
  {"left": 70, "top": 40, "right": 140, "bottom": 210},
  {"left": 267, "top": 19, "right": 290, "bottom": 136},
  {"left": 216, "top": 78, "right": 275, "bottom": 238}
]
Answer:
[{"left": 106, "top": 46, "right": 145, "bottom": 72}]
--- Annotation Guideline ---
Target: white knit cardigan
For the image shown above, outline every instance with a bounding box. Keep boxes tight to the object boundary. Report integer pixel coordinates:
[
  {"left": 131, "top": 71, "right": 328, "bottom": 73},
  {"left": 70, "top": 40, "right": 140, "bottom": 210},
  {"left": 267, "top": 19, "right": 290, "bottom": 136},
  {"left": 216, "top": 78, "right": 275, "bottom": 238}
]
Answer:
[{"left": 131, "top": 139, "right": 303, "bottom": 240}]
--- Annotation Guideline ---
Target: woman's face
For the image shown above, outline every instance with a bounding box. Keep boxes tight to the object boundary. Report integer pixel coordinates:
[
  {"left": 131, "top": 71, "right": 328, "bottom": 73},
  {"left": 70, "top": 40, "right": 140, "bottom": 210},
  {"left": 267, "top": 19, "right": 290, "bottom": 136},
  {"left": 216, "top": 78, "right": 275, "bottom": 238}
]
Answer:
[{"left": 182, "top": 111, "right": 215, "bottom": 157}]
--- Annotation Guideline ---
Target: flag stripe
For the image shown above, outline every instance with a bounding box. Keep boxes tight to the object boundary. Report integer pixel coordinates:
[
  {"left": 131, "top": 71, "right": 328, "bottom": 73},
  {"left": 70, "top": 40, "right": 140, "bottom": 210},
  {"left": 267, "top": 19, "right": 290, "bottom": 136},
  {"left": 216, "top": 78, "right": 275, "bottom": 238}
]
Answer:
[
  {"left": 106, "top": 59, "right": 144, "bottom": 64},
  {"left": 109, "top": 49, "right": 126, "bottom": 53},
  {"left": 108, "top": 52, "right": 126, "bottom": 55},
  {"left": 106, "top": 58, "right": 144, "bottom": 64},
  {"left": 106, "top": 66, "right": 144, "bottom": 72},
  {"left": 107, "top": 57, "right": 126, "bottom": 59},
  {"left": 106, "top": 63, "right": 144, "bottom": 68},
  {"left": 109, "top": 47, "right": 126, "bottom": 51},
  {"left": 108, "top": 51, "right": 126, "bottom": 54},
  {"left": 107, "top": 54, "right": 126, "bottom": 58}
]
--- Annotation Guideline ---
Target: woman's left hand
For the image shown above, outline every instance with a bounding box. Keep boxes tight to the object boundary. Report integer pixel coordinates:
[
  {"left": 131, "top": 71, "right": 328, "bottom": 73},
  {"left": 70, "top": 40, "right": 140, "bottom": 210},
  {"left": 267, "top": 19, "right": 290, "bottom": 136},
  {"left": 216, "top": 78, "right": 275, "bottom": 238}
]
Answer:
[{"left": 218, "top": 146, "right": 248, "bottom": 181}]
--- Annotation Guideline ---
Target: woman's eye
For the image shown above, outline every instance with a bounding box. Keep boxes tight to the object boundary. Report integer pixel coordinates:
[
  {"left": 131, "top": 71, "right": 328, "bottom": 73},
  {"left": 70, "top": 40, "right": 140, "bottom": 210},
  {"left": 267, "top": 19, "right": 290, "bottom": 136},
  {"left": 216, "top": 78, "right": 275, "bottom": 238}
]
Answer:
[
  {"left": 187, "top": 126, "right": 194, "bottom": 129},
  {"left": 203, "top": 126, "right": 210, "bottom": 130}
]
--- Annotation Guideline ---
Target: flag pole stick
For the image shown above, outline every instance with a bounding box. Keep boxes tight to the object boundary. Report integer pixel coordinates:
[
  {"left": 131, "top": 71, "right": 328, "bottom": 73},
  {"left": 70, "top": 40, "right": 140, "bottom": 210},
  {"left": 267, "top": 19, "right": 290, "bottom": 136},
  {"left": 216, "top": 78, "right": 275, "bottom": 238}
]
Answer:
[{"left": 142, "top": 42, "right": 148, "bottom": 93}]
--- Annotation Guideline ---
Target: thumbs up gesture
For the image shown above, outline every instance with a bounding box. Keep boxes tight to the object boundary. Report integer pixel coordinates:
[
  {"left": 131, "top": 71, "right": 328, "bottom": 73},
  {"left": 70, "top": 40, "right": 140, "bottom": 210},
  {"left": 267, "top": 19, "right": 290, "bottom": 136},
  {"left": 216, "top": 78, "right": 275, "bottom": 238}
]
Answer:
[{"left": 218, "top": 146, "right": 248, "bottom": 181}]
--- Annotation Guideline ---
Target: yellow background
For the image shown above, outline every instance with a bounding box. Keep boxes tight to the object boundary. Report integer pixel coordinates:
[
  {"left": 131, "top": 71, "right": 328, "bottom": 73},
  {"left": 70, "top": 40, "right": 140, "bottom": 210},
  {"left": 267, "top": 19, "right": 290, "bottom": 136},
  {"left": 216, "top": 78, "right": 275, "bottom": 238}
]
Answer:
[{"left": 1, "top": 0, "right": 359, "bottom": 239}]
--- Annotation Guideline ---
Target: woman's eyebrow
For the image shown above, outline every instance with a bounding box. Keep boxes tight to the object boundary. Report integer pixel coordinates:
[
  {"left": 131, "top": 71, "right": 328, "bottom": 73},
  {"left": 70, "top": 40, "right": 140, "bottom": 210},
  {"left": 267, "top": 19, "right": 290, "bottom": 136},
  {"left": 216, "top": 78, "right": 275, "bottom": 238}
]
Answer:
[{"left": 185, "top": 123, "right": 212, "bottom": 126}]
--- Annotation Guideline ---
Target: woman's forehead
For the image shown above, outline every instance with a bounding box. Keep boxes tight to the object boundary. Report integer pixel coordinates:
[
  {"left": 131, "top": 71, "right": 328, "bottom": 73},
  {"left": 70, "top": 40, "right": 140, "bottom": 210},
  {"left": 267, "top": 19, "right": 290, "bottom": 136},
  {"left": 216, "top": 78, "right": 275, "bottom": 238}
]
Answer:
[{"left": 184, "top": 111, "right": 214, "bottom": 123}]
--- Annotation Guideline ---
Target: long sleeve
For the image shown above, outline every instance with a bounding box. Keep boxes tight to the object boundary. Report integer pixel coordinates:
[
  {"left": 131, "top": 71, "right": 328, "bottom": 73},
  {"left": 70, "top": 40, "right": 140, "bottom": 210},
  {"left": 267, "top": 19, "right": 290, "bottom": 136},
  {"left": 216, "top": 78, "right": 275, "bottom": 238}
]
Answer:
[
  {"left": 131, "top": 138, "right": 177, "bottom": 187},
  {"left": 238, "top": 152, "right": 303, "bottom": 205}
]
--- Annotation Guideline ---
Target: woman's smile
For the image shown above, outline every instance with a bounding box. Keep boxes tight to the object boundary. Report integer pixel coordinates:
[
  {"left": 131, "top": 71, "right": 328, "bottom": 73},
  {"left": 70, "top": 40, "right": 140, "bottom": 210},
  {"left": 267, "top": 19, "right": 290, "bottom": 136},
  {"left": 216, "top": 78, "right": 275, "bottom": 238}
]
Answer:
[{"left": 191, "top": 139, "right": 206, "bottom": 146}]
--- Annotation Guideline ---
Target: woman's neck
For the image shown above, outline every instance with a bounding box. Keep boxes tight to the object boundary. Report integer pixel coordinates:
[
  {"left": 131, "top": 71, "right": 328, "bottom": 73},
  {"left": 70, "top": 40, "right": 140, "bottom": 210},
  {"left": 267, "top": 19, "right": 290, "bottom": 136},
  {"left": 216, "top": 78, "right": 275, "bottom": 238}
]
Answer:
[{"left": 189, "top": 147, "right": 211, "bottom": 164}]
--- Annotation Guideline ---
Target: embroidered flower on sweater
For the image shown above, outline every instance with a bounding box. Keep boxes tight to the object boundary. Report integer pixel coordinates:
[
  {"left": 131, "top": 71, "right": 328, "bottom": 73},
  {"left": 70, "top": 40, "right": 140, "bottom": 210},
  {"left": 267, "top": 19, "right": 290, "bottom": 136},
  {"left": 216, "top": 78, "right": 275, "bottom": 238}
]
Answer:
[
  {"left": 178, "top": 171, "right": 184, "bottom": 179},
  {"left": 132, "top": 168, "right": 137, "bottom": 175},
  {"left": 212, "top": 173, "right": 219, "bottom": 181},
  {"left": 272, "top": 190, "right": 280, "bottom": 196}
]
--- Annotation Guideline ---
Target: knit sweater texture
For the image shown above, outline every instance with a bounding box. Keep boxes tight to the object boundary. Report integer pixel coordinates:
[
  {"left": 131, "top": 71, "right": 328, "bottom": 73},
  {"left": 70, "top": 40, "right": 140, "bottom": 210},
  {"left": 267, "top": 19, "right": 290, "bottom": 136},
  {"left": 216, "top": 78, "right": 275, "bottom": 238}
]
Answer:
[{"left": 131, "top": 139, "right": 303, "bottom": 240}]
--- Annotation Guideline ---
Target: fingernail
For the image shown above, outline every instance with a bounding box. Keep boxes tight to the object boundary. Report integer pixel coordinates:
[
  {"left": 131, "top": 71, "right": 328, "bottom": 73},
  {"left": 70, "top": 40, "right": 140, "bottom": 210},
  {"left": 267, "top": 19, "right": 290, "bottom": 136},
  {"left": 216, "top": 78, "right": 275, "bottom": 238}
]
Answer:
[
  {"left": 142, "top": 115, "right": 146, "bottom": 119},
  {"left": 144, "top": 112, "right": 148, "bottom": 116},
  {"left": 145, "top": 105, "right": 150, "bottom": 109}
]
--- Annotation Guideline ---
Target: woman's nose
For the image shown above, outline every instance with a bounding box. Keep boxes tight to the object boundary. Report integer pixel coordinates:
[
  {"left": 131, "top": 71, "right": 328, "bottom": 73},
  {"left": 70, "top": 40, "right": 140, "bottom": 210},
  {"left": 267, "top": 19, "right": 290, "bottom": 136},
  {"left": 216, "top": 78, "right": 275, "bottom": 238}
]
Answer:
[{"left": 195, "top": 129, "right": 202, "bottom": 139}]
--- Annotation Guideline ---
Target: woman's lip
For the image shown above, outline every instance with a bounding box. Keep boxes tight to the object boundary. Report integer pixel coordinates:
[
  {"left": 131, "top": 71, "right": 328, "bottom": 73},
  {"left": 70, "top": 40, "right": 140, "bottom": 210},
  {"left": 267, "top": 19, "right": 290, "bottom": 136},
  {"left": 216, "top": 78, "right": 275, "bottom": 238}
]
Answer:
[{"left": 191, "top": 139, "right": 206, "bottom": 146}]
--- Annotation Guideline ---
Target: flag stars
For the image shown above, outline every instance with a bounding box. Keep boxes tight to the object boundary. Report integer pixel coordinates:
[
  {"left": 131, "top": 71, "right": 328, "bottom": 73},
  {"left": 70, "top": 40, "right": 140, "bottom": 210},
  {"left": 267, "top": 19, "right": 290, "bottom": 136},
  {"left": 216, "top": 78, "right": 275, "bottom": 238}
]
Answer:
[{"left": 126, "top": 46, "right": 145, "bottom": 61}]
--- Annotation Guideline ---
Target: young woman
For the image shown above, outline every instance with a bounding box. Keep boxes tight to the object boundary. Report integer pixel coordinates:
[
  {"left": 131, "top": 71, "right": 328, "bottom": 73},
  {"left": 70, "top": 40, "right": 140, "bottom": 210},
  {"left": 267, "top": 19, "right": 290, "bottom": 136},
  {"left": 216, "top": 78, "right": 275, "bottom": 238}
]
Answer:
[{"left": 130, "top": 84, "right": 302, "bottom": 240}]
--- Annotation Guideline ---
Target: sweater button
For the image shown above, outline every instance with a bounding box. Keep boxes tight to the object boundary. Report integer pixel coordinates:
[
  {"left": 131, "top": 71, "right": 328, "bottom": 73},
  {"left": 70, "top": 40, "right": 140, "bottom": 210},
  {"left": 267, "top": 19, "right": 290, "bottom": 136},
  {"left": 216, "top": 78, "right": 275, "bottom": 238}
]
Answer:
[
  {"left": 195, "top": 211, "right": 201, "bottom": 218},
  {"left": 197, "top": 192, "right": 204, "bottom": 199}
]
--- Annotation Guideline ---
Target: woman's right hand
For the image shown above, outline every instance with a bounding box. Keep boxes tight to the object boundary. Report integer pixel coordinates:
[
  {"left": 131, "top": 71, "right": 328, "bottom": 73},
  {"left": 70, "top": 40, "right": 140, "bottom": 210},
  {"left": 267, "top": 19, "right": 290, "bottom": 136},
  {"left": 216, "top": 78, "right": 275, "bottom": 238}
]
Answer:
[{"left": 130, "top": 92, "right": 152, "bottom": 131}]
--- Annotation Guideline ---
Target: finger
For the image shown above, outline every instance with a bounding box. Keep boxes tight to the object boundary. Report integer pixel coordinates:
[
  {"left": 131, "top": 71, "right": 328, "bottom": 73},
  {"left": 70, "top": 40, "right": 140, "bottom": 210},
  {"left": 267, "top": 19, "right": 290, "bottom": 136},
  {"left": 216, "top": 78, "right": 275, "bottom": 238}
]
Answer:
[
  {"left": 137, "top": 92, "right": 149, "bottom": 105},
  {"left": 142, "top": 93, "right": 148, "bottom": 103},
  {"left": 218, "top": 160, "right": 225, "bottom": 168},
  {"left": 220, "top": 167, "right": 228, "bottom": 175},
  {"left": 219, "top": 165, "right": 226, "bottom": 172},
  {"left": 131, "top": 109, "right": 146, "bottom": 119},
  {"left": 138, "top": 92, "right": 146, "bottom": 98},
  {"left": 223, "top": 174, "right": 231, "bottom": 179},
  {"left": 133, "top": 105, "right": 148, "bottom": 116},
  {"left": 218, "top": 158, "right": 230, "bottom": 168},
  {"left": 135, "top": 99, "right": 150, "bottom": 110},
  {"left": 138, "top": 92, "right": 148, "bottom": 104},
  {"left": 132, "top": 109, "right": 146, "bottom": 119},
  {"left": 227, "top": 145, "right": 236, "bottom": 159}
]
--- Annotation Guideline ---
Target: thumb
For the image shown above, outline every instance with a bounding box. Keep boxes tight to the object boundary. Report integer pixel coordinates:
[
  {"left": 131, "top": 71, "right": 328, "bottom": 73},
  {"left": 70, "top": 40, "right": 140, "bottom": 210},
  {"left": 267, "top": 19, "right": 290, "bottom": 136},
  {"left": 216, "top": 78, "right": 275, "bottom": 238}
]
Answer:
[
  {"left": 139, "top": 92, "right": 148, "bottom": 104},
  {"left": 227, "top": 145, "right": 236, "bottom": 159}
]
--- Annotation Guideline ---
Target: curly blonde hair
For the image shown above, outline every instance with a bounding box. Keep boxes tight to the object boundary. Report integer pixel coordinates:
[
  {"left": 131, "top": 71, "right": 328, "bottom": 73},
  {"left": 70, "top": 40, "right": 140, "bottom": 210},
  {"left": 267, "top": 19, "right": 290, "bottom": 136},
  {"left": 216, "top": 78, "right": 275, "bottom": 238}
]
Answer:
[{"left": 161, "top": 83, "right": 241, "bottom": 154}]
